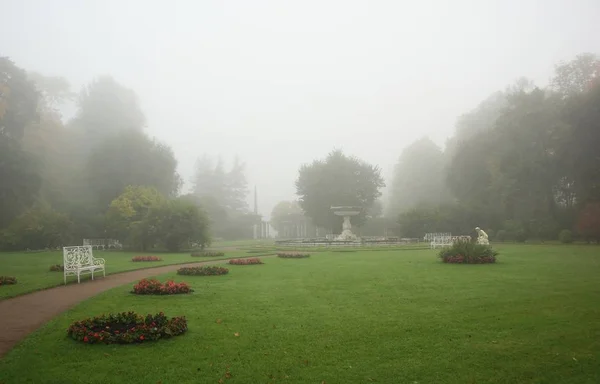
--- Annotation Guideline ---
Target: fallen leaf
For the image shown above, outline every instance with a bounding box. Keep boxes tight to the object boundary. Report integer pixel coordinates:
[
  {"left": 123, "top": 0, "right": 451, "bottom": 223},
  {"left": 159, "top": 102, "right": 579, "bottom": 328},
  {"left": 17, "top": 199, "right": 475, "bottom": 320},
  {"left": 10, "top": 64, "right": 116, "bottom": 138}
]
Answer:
[
  {"left": 303, "top": 359, "right": 309, "bottom": 366},
  {"left": 216, "top": 319, "right": 223, "bottom": 324},
  {"left": 218, "top": 379, "right": 224, "bottom": 384},
  {"left": 234, "top": 332, "right": 240, "bottom": 337},
  {"left": 573, "top": 357, "right": 578, "bottom": 361},
  {"left": 225, "top": 371, "right": 232, "bottom": 379}
]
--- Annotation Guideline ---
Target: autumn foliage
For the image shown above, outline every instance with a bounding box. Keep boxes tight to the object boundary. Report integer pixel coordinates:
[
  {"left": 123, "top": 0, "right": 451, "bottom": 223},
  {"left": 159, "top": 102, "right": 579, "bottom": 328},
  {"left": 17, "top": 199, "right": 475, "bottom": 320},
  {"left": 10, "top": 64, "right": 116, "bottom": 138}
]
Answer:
[{"left": 576, "top": 203, "right": 600, "bottom": 243}]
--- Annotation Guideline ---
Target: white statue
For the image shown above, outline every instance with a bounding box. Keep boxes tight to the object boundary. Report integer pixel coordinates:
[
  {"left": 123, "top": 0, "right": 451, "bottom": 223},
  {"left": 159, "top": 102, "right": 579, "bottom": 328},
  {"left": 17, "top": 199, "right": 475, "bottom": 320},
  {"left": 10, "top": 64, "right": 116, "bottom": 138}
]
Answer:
[{"left": 475, "top": 227, "right": 489, "bottom": 245}]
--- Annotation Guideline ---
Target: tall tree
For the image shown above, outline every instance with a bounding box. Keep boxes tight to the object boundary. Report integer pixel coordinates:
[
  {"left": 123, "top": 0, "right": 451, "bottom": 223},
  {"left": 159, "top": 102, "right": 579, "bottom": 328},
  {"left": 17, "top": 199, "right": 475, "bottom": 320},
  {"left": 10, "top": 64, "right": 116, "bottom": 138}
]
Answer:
[
  {"left": 224, "top": 156, "right": 249, "bottom": 212},
  {"left": 0, "top": 57, "right": 41, "bottom": 228},
  {"left": 296, "top": 150, "right": 385, "bottom": 230},
  {"left": 388, "top": 137, "right": 448, "bottom": 217},
  {"left": 85, "top": 129, "right": 181, "bottom": 210},
  {"left": 105, "top": 185, "right": 166, "bottom": 250},
  {"left": 551, "top": 53, "right": 600, "bottom": 97},
  {"left": 0, "top": 57, "right": 39, "bottom": 140}
]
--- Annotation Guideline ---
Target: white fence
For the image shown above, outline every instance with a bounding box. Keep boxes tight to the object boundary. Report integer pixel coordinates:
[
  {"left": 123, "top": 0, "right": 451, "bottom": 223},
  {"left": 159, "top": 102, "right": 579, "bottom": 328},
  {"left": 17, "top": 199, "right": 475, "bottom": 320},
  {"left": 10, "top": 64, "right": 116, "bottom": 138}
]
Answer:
[{"left": 82, "top": 238, "right": 122, "bottom": 250}]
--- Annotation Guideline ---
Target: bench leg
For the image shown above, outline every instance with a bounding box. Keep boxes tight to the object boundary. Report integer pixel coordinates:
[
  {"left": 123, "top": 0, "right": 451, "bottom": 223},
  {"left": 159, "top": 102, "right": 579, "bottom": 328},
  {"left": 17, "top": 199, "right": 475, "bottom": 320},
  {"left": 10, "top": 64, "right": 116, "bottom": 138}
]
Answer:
[
  {"left": 103, "top": 268, "right": 106, "bottom": 278},
  {"left": 64, "top": 273, "right": 66, "bottom": 285},
  {"left": 92, "top": 269, "right": 94, "bottom": 280},
  {"left": 77, "top": 272, "right": 80, "bottom": 284}
]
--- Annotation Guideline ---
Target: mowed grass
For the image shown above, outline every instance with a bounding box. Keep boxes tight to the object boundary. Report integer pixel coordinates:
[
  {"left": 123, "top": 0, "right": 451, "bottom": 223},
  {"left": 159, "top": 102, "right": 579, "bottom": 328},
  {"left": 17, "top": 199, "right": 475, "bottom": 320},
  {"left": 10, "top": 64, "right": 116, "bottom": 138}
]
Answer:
[
  {"left": 1, "top": 245, "right": 600, "bottom": 383},
  {"left": 0, "top": 248, "right": 259, "bottom": 299}
]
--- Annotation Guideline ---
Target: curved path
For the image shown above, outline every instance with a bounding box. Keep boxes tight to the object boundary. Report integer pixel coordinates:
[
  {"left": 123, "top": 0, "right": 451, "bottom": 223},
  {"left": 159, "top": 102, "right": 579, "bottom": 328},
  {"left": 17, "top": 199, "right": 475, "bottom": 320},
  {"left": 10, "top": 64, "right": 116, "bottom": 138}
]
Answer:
[{"left": 0, "top": 257, "right": 266, "bottom": 358}]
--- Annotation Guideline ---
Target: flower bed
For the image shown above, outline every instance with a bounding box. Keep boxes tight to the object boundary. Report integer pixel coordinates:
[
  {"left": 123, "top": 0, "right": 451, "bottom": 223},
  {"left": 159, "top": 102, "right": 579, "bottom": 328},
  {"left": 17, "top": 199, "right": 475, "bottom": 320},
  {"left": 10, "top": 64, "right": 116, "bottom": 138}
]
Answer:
[
  {"left": 177, "top": 266, "right": 229, "bottom": 276},
  {"left": 277, "top": 252, "right": 310, "bottom": 258},
  {"left": 67, "top": 311, "right": 187, "bottom": 344},
  {"left": 132, "top": 278, "right": 193, "bottom": 295},
  {"left": 0, "top": 276, "right": 17, "bottom": 286},
  {"left": 439, "top": 240, "right": 498, "bottom": 264},
  {"left": 228, "top": 258, "right": 263, "bottom": 265},
  {"left": 49, "top": 264, "right": 64, "bottom": 272},
  {"left": 191, "top": 251, "right": 225, "bottom": 257},
  {"left": 131, "top": 256, "right": 163, "bottom": 262}
]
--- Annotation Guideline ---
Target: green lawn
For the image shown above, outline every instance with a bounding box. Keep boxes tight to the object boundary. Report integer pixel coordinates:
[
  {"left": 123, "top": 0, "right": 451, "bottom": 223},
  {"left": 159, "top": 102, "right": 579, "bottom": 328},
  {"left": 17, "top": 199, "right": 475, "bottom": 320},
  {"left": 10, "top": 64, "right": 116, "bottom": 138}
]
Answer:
[
  {"left": 1, "top": 245, "right": 599, "bottom": 383},
  {"left": 0, "top": 248, "right": 263, "bottom": 299}
]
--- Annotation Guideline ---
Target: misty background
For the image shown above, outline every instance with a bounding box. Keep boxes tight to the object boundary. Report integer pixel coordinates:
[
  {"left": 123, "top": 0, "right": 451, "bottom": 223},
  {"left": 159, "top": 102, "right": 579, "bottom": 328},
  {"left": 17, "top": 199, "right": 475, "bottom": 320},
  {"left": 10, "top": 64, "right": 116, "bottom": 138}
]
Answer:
[{"left": 2, "top": 0, "right": 599, "bottom": 219}]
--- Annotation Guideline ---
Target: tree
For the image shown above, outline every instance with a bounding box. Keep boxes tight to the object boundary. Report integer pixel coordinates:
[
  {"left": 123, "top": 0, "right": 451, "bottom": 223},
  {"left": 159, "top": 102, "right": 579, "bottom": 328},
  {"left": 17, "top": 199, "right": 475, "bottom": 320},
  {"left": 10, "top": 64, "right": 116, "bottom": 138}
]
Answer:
[
  {"left": 551, "top": 53, "right": 600, "bottom": 97},
  {"left": 72, "top": 76, "right": 145, "bottom": 140},
  {"left": 85, "top": 129, "right": 181, "bottom": 210},
  {"left": 388, "top": 137, "right": 448, "bottom": 217},
  {"left": 270, "top": 200, "right": 305, "bottom": 232},
  {"left": 295, "top": 150, "right": 385, "bottom": 230},
  {"left": 0, "top": 57, "right": 39, "bottom": 140},
  {"left": 146, "top": 198, "right": 211, "bottom": 251},
  {"left": 1, "top": 203, "right": 72, "bottom": 250},
  {"left": 27, "top": 71, "right": 74, "bottom": 112},
  {"left": 0, "top": 137, "right": 41, "bottom": 228},
  {"left": 224, "top": 156, "right": 249, "bottom": 212},
  {"left": 106, "top": 186, "right": 166, "bottom": 250},
  {"left": 559, "top": 82, "right": 600, "bottom": 204}
]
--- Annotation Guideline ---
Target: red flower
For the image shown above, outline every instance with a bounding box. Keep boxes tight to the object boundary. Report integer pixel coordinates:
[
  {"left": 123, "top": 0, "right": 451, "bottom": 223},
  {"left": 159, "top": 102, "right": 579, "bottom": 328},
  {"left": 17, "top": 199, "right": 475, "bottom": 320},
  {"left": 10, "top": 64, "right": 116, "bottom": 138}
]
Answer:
[
  {"left": 83, "top": 336, "right": 89, "bottom": 342},
  {"left": 140, "top": 335, "right": 145, "bottom": 341}
]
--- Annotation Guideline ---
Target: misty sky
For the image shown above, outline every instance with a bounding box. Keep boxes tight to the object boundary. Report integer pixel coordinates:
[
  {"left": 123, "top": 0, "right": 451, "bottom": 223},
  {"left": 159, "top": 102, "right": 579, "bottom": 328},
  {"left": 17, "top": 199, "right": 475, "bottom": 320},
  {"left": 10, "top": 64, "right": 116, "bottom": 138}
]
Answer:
[{"left": 1, "top": 0, "right": 599, "bottom": 219}]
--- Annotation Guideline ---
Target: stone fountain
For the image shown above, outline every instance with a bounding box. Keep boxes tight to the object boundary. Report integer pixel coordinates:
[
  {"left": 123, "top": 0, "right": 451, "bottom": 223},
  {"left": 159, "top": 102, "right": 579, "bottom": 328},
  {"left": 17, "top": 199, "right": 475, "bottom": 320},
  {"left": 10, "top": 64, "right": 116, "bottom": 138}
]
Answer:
[{"left": 330, "top": 206, "right": 362, "bottom": 241}]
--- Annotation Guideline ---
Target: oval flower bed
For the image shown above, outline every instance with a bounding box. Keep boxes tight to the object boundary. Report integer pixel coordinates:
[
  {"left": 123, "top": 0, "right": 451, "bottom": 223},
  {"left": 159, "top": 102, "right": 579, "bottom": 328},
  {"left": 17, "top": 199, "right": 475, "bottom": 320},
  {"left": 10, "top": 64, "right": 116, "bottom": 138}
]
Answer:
[
  {"left": 277, "top": 252, "right": 310, "bottom": 259},
  {"left": 228, "top": 258, "right": 263, "bottom": 265},
  {"left": 439, "top": 240, "right": 498, "bottom": 264},
  {"left": 49, "top": 264, "right": 64, "bottom": 272},
  {"left": 177, "top": 266, "right": 229, "bottom": 276},
  {"left": 191, "top": 251, "right": 225, "bottom": 257},
  {"left": 67, "top": 311, "right": 187, "bottom": 344},
  {"left": 132, "top": 278, "right": 193, "bottom": 295},
  {"left": 131, "top": 255, "right": 163, "bottom": 262},
  {"left": 0, "top": 276, "right": 17, "bottom": 286}
]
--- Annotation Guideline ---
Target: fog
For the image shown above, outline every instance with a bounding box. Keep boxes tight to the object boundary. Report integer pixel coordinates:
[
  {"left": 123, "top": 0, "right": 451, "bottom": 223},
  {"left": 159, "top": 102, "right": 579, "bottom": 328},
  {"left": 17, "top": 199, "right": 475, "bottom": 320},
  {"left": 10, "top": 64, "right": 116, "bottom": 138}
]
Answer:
[{"left": 2, "top": 0, "right": 599, "bottom": 218}]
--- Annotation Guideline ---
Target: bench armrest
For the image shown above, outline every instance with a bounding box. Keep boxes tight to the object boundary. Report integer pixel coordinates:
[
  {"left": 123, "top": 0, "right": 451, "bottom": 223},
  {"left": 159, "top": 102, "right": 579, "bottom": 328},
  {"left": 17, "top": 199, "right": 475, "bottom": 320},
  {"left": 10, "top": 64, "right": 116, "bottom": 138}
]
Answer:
[{"left": 93, "top": 257, "right": 106, "bottom": 266}]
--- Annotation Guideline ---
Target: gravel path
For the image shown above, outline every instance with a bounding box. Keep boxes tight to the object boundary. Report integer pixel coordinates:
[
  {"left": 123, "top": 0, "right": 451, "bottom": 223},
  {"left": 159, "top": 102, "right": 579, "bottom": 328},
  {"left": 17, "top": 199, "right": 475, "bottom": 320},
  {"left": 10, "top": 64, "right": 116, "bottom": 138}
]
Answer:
[{"left": 0, "top": 258, "right": 251, "bottom": 358}]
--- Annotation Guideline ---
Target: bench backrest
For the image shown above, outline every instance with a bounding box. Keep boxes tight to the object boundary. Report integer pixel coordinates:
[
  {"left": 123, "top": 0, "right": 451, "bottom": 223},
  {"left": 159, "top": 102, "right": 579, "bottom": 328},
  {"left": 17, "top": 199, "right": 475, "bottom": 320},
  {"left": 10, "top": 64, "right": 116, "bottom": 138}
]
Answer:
[{"left": 63, "top": 246, "right": 94, "bottom": 270}]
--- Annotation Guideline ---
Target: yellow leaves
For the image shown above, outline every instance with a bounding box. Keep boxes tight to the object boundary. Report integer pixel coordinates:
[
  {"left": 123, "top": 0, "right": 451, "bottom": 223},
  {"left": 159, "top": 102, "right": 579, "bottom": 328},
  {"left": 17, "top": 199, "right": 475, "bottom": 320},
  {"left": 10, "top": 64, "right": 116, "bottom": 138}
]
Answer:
[
  {"left": 234, "top": 332, "right": 240, "bottom": 337},
  {"left": 216, "top": 319, "right": 222, "bottom": 324}
]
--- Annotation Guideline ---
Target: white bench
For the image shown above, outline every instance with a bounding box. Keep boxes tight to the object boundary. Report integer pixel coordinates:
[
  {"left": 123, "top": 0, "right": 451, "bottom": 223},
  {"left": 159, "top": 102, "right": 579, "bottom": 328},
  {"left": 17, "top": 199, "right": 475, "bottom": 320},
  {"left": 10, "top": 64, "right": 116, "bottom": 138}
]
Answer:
[
  {"left": 63, "top": 245, "right": 106, "bottom": 284},
  {"left": 430, "top": 236, "right": 453, "bottom": 249}
]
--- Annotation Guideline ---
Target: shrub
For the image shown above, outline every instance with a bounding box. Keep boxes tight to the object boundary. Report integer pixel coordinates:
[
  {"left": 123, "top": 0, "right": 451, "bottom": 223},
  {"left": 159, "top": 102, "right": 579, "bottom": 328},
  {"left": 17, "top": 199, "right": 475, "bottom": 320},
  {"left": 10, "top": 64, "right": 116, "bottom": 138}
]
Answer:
[
  {"left": 177, "top": 266, "right": 229, "bottom": 276},
  {"left": 49, "top": 264, "right": 64, "bottom": 272},
  {"left": 132, "top": 278, "right": 193, "bottom": 295},
  {"left": 277, "top": 252, "right": 310, "bottom": 258},
  {"left": 67, "top": 311, "right": 187, "bottom": 344},
  {"left": 559, "top": 229, "right": 573, "bottom": 244},
  {"left": 0, "top": 276, "right": 17, "bottom": 285},
  {"left": 131, "top": 256, "right": 162, "bottom": 262},
  {"left": 191, "top": 251, "right": 225, "bottom": 257},
  {"left": 228, "top": 258, "right": 263, "bottom": 265},
  {"left": 439, "top": 240, "right": 498, "bottom": 264},
  {"left": 495, "top": 230, "right": 507, "bottom": 242}
]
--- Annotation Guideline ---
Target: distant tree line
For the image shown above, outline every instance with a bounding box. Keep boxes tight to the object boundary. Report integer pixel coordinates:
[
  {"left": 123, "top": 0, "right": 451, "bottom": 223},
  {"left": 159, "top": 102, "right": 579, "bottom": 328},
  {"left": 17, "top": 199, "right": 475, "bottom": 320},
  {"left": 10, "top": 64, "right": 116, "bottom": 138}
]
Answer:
[
  {"left": 0, "top": 57, "right": 257, "bottom": 251},
  {"left": 387, "top": 53, "right": 600, "bottom": 243}
]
